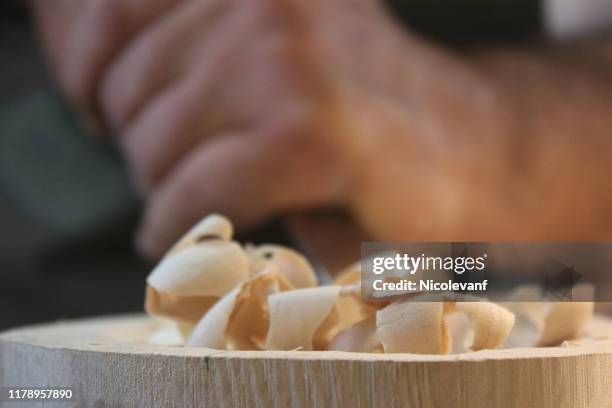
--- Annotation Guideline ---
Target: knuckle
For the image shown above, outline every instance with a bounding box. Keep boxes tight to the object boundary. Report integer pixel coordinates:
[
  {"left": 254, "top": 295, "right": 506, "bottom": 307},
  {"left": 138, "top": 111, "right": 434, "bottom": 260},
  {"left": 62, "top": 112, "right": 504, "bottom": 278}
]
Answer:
[
  {"left": 89, "top": 0, "right": 125, "bottom": 26},
  {"left": 59, "top": 0, "right": 128, "bottom": 112},
  {"left": 99, "top": 76, "right": 127, "bottom": 128},
  {"left": 248, "top": 0, "right": 277, "bottom": 18},
  {"left": 252, "top": 36, "right": 308, "bottom": 96},
  {"left": 262, "top": 34, "right": 298, "bottom": 63},
  {"left": 259, "top": 105, "right": 344, "bottom": 197},
  {"left": 248, "top": 0, "right": 304, "bottom": 34},
  {"left": 120, "top": 130, "right": 155, "bottom": 192},
  {"left": 78, "top": 0, "right": 126, "bottom": 44},
  {"left": 262, "top": 107, "right": 319, "bottom": 154},
  {"left": 99, "top": 56, "right": 148, "bottom": 128}
]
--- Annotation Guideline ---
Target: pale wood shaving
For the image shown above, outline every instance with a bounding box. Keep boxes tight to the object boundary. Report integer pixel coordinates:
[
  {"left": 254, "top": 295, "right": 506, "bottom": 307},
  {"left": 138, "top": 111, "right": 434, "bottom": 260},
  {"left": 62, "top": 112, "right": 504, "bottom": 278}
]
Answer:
[
  {"left": 377, "top": 300, "right": 445, "bottom": 354},
  {"left": 168, "top": 213, "right": 233, "bottom": 255},
  {"left": 537, "top": 302, "right": 594, "bottom": 346},
  {"left": 147, "top": 241, "right": 249, "bottom": 298},
  {"left": 246, "top": 244, "right": 317, "bottom": 288},
  {"left": 144, "top": 214, "right": 596, "bottom": 355},
  {"left": 452, "top": 302, "right": 515, "bottom": 351},
  {"left": 186, "top": 269, "right": 291, "bottom": 349},
  {"left": 266, "top": 286, "right": 341, "bottom": 351},
  {"left": 329, "top": 317, "right": 380, "bottom": 353}
]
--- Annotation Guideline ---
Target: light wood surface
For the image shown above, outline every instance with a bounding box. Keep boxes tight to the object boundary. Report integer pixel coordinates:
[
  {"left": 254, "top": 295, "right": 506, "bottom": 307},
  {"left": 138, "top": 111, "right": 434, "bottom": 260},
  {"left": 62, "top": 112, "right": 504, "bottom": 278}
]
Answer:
[{"left": 1, "top": 314, "right": 611, "bottom": 407}]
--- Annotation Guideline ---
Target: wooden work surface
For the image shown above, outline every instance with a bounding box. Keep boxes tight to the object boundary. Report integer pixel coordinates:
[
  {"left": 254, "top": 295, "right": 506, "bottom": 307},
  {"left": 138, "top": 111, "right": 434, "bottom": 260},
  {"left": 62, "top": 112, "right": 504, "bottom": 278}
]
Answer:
[{"left": 1, "top": 314, "right": 611, "bottom": 407}]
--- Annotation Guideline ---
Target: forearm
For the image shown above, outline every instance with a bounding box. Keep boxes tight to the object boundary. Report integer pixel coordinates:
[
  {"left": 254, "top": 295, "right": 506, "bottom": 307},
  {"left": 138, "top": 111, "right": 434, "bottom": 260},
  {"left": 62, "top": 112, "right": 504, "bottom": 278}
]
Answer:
[
  {"left": 460, "top": 45, "right": 612, "bottom": 240},
  {"left": 351, "top": 38, "right": 612, "bottom": 241}
]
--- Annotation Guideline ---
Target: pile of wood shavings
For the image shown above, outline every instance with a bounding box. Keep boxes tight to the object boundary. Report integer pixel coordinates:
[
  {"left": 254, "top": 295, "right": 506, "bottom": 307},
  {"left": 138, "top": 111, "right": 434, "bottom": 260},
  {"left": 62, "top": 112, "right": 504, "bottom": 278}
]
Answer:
[{"left": 144, "top": 214, "right": 594, "bottom": 354}]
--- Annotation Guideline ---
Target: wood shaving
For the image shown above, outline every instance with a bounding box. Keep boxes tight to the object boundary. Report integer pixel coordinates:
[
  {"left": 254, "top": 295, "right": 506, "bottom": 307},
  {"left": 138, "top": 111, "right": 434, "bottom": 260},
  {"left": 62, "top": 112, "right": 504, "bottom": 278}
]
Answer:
[
  {"left": 266, "top": 286, "right": 341, "bottom": 351},
  {"left": 246, "top": 244, "right": 317, "bottom": 288},
  {"left": 144, "top": 214, "right": 595, "bottom": 354},
  {"left": 186, "top": 268, "right": 291, "bottom": 348},
  {"left": 334, "top": 263, "right": 376, "bottom": 332},
  {"left": 452, "top": 302, "right": 515, "bottom": 351},
  {"left": 377, "top": 300, "right": 447, "bottom": 354},
  {"left": 329, "top": 317, "right": 380, "bottom": 353},
  {"left": 537, "top": 302, "right": 594, "bottom": 346},
  {"left": 502, "top": 285, "right": 595, "bottom": 348}
]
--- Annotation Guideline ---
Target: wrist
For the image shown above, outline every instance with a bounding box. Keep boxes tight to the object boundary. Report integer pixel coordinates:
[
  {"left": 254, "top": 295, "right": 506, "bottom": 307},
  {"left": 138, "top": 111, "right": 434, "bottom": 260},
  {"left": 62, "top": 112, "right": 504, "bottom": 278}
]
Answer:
[{"left": 346, "top": 40, "right": 522, "bottom": 240}]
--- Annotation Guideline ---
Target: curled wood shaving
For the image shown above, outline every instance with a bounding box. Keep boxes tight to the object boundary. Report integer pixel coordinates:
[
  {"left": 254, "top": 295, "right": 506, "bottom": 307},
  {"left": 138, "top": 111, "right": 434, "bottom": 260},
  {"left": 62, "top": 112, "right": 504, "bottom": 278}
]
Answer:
[
  {"left": 537, "top": 302, "right": 594, "bottom": 346},
  {"left": 145, "top": 241, "right": 249, "bottom": 326},
  {"left": 334, "top": 263, "right": 376, "bottom": 332},
  {"left": 335, "top": 263, "right": 361, "bottom": 285},
  {"left": 145, "top": 214, "right": 596, "bottom": 355},
  {"left": 169, "top": 213, "right": 233, "bottom": 255},
  {"left": 444, "top": 312, "right": 474, "bottom": 354},
  {"left": 147, "top": 241, "right": 249, "bottom": 298},
  {"left": 537, "top": 284, "right": 594, "bottom": 346},
  {"left": 328, "top": 317, "right": 381, "bottom": 353},
  {"left": 452, "top": 302, "right": 515, "bottom": 351},
  {"left": 225, "top": 269, "right": 293, "bottom": 350},
  {"left": 376, "top": 299, "right": 514, "bottom": 354},
  {"left": 186, "top": 268, "right": 291, "bottom": 349},
  {"left": 313, "top": 306, "right": 342, "bottom": 350},
  {"left": 145, "top": 215, "right": 249, "bottom": 326},
  {"left": 376, "top": 300, "right": 448, "bottom": 354},
  {"left": 501, "top": 285, "right": 594, "bottom": 347},
  {"left": 266, "top": 286, "right": 341, "bottom": 351},
  {"left": 246, "top": 244, "right": 317, "bottom": 288},
  {"left": 145, "top": 287, "right": 218, "bottom": 325}
]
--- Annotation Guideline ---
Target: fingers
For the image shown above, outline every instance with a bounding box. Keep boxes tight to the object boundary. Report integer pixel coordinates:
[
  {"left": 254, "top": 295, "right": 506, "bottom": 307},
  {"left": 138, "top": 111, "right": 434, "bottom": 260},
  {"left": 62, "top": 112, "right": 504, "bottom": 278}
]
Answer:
[
  {"left": 99, "top": 0, "right": 230, "bottom": 130},
  {"left": 60, "top": 0, "right": 181, "bottom": 114},
  {"left": 30, "top": 0, "right": 82, "bottom": 69},
  {"left": 116, "top": 7, "right": 257, "bottom": 192},
  {"left": 117, "top": 77, "right": 218, "bottom": 193},
  {"left": 119, "top": 73, "right": 233, "bottom": 194},
  {"left": 136, "top": 128, "right": 345, "bottom": 259}
]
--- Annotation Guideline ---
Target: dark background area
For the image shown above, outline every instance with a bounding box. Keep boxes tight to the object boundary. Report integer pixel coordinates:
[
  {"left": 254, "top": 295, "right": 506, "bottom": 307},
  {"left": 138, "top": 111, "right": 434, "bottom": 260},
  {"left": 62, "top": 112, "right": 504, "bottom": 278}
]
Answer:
[{"left": 0, "top": 5, "right": 148, "bottom": 330}]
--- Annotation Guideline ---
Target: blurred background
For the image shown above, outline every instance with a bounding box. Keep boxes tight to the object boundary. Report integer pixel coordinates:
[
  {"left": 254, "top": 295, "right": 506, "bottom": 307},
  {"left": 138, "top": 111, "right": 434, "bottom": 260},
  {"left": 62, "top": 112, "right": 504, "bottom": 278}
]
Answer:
[
  {"left": 1, "top": 0, "right": 611, "bottom": 330},
  {"left": 0, "top": 3, "right": 147, "bottom": 329}
]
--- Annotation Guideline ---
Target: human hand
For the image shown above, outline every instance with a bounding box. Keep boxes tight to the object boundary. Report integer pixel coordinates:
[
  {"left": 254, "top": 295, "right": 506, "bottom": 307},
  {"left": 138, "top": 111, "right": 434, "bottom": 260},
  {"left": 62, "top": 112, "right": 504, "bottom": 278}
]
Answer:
[
  {"left": 96, "top": 0, "right": 433, "bottom": 257},
  {"left": 30, "top": 0, "right": 181, "bottom": 130},
  {"left": 33, "top": 0, "right": 517, "bottom": 258}
]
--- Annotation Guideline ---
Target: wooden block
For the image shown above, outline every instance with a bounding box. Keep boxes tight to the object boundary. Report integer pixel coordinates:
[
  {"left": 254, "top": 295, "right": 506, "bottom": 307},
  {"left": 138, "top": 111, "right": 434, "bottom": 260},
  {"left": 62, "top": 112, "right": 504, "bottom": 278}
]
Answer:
[{"left": 1, "top": 314, "right": 611, "bottom": 407}]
